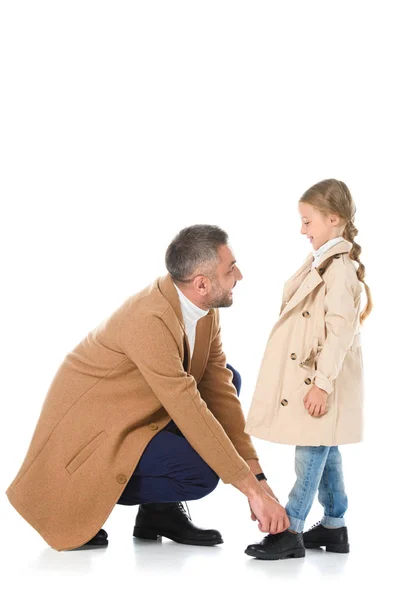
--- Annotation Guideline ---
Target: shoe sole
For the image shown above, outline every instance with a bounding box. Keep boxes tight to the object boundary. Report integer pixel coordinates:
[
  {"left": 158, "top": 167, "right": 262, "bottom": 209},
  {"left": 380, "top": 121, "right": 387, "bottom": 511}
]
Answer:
[
  {"left": 304, "top": 541, "right": 350, "bottom": 553},
  {"left": 71, "top": 540, "right": 109, "bottom": 551},
  {"left": 133, "top": 526, "right": 223, "bottom": 546},
  {"left": 244, "top": 547, "right": 305, "bottom": 560}
]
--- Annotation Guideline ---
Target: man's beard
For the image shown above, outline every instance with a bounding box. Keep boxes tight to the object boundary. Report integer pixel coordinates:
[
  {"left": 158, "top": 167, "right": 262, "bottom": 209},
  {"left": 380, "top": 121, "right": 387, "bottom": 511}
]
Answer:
[{"left": 208, "top": 285, "right": 233, "bottom": 309}]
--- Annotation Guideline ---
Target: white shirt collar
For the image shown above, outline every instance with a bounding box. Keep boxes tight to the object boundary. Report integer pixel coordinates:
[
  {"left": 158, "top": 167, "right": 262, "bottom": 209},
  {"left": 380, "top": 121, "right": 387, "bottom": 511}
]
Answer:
[
  {"left": 173, "top": 284, "right": 208, "bottom": 325},
  {"left": 312, "top": 236, "right": 345, "bottom": 265}
]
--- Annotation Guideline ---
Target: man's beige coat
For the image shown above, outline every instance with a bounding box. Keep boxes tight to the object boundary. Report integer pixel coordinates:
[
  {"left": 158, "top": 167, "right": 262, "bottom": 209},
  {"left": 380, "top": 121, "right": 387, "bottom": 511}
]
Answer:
[
  {"left": 7, "top": 275, "right": 257, "bottom": 551},
  {"left": 245, "top": 240, "right": 364, "bottom": 446}
]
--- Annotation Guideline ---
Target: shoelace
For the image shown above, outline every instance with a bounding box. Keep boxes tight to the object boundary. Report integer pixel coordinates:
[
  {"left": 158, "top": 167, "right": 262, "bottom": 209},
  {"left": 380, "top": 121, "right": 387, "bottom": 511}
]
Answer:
[
  {"left": 175, "top": 501, "right": 192, "bottom": 521},
  {"left": 264, "top": 531, "right": 285, "bottom": 546}
]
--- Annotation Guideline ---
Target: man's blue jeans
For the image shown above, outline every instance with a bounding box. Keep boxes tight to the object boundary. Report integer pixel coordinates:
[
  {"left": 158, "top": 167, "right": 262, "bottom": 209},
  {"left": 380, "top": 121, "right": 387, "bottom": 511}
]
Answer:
[{"left": 286, "top": 445, "right": 348, "bottom": 533}]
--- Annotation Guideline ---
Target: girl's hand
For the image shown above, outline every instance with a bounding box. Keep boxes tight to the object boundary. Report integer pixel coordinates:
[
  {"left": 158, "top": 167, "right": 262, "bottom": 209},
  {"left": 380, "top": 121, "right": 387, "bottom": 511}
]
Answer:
[{"left": 303, "top": 385, "right": 328, "bottom": 417}]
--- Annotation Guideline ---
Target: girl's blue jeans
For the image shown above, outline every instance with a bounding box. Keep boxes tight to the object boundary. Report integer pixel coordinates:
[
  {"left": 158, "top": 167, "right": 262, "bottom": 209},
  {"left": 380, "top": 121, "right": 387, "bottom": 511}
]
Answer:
[{"left": 286, "top": 445, "right": 348, "bottom": 533}]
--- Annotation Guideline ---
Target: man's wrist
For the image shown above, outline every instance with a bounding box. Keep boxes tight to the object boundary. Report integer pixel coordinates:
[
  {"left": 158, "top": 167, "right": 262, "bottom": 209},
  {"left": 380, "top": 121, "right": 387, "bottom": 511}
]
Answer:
[
  {"left": 233, "top": 470, "right": 263, "bottom": 499},
  {"left": 246, "top": 459, "right": 262, "bottom": 473},
  {"left": 246, "top": 459, "right": 267, "bottom": 481}
]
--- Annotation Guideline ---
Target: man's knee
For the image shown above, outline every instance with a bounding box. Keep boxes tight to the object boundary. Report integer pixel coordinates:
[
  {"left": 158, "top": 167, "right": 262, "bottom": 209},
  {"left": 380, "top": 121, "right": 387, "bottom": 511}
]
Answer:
[
  {"left": 189, "top": 465, "right": 219, "bottom": 500},
  {"left": 226, "top": 363, "right": 241, "bottom": 396}
]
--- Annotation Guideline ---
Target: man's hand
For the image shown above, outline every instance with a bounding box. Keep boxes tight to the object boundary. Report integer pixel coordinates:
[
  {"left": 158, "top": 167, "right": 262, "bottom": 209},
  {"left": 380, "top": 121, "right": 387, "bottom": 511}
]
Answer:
[
  {"left": 303, "top": 385, "right": 328, "bottom": 417},
  {"left": 248, "top": 480, "right": 279, "bottom": 521},
  {"left": 248, "top": 487, "right": 290, "bottom": 534},
  {"left": 233, "top": 471, "right": 289, "bottom": 534},
  {"left": 245, "top": 459, "right": 278, "bottom": 500},
  {"left": 245, "top": 459, "right": 281, "bottom": 522}
]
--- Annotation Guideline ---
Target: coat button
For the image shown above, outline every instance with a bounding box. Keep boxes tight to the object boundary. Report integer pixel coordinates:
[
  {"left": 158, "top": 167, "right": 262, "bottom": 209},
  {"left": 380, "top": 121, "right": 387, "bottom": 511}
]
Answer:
[
  {"left": 117, "top": 474, "right": 127, "bottom": 484},
  {"left": 290, "top": 353, "right": 297, "bottom": 360},
  {"left": 304, "top": 378, "right": 312, "bottom": 385},
  {"left": 281, "top": 399, "right": 288, "bottom": 406},
  {"left": 302, "top": 311, "right": 310, "bottom": 318},
  {"left": 318, "top": 267, "right": 325, "bottom": 275},
  {"left": 149, "top": 423, "right": 158, "bottom": 431}
]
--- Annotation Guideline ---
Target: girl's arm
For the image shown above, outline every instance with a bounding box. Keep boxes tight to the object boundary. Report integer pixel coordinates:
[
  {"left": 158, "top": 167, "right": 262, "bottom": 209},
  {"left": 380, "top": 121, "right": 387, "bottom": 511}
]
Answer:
[{"left": 313, "top": 261, "right": 360, "bottom": 395}]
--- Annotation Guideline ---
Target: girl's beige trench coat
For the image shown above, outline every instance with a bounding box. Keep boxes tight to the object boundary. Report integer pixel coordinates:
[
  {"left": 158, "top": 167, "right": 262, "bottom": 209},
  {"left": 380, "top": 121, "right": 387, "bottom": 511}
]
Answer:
[{"left": 245, "top": 240, "right": 365, "bottom": 447}]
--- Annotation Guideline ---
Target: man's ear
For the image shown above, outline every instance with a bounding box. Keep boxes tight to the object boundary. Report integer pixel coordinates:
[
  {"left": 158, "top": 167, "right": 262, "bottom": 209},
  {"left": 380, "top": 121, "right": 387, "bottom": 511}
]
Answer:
[{"left": 193, "top": 275, "right": 209, "bottom": 297}]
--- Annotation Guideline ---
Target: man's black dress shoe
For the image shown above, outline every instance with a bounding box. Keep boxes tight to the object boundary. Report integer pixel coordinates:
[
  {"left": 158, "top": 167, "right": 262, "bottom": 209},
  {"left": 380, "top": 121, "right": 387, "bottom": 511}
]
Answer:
[
  {"left": 245, "top": 530, "right": 305, "bottom": 560},
  {"left": 303, "top": 522, "right": 350, "bottom": 553},
  {"left": 133, "top": 502, "right": 223, "bottom": 546},
  {"left": 77, "top": 528, "right": 108, "bottom": 548}
]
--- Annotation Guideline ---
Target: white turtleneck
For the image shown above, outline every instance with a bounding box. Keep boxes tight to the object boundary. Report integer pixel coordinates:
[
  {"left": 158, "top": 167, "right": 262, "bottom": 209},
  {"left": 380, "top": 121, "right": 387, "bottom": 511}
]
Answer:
[
  {"left": 173, "top": 284, "right": 209, "bottom": 358},
  {"left": 312, "top": 236, "right": 345, "bottom": 268}
]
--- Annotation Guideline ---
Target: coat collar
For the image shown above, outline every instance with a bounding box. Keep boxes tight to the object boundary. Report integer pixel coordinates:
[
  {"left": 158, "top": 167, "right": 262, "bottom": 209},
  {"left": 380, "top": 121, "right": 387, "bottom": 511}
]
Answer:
[
  {"left": 278, "top": 239, "right": 353, "bottom": 320},
  {"left": 158, "top": 274, "right": 214, "bottom": 379},
  {"left": 158, "top": 273, "right": 185, "bottom": 327}
]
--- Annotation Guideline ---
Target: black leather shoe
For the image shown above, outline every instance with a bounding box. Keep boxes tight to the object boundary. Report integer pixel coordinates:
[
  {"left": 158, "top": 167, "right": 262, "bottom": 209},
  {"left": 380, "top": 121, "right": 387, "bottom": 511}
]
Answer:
[
  {"left": 80, "top": 529, "right": 108, "bottom": 548},
  {"left": 245, "top": 530, "right": 305, "bottom": 560},
  {"left": 303, "top": 522, "right": 349, "bottom": 553},
  {"left": 133, "top": 502, "right": 223, "bottom": 546}
]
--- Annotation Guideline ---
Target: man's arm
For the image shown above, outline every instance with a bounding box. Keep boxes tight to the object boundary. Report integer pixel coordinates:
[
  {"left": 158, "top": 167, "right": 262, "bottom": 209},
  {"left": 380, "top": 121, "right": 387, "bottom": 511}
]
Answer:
[
  {"left": 197, "top": 309, "right": 259, "bottom": 461},
  {"left": 197, "top": 310, "right": 283, "bottom": 508}
]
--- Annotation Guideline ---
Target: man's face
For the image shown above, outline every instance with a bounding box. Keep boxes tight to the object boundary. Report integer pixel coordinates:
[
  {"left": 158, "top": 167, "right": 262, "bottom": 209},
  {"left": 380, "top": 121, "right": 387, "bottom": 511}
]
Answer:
[{"left": 207, "top": 244, "right": 243, "bottom": 309}]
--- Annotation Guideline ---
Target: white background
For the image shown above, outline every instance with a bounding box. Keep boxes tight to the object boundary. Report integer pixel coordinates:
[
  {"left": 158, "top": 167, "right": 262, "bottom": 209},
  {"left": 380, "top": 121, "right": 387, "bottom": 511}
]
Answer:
[{"left": 0, "top": 1, "right": 398, "bottom": 598}]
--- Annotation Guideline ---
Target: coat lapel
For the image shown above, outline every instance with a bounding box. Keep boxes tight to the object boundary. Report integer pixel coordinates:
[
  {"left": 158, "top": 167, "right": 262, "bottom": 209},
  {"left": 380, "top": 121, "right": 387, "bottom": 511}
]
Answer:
[
  {"left": 279, "top": 268, "right": 323, "bottom": 318},
  {"left": 190, "top": 315, "right": 213, "bottom": 380},
  {"left": 278, "top": 240, "right": 353, "bottom": 320},
  {"left": 280, "top": 253, "right": 314, "bottom": 310},
  {"left": 157, "top": 273, "right": 213, "bottom": 378}
]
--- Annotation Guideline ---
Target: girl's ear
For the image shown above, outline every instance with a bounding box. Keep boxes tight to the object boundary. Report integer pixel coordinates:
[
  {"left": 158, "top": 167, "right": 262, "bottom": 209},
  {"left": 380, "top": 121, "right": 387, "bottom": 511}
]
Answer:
[{"left": 329, "top": 213, "right": 341, "bottom": 226}]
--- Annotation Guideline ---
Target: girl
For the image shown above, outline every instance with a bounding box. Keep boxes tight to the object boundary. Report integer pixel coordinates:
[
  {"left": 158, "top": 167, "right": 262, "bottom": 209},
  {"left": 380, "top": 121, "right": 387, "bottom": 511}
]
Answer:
[{"left": 244, "top": 179, "right": 372, "bottom": 560}]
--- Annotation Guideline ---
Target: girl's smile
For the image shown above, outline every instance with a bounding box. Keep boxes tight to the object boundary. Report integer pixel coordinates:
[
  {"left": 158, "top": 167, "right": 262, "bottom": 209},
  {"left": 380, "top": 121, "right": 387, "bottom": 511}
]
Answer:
[{"left": 299, "top": 202, "right": 343, "bottom": 251}]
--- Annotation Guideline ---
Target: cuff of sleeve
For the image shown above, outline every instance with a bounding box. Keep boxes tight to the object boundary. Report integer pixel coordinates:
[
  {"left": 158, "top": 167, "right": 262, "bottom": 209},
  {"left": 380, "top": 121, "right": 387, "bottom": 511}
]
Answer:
[
  {"left": 313, "top": 373, "right": 333, "bottom": 395},
  {"left": 243, "top": 453, "right": 259, "bottom": 461},
  {"left": 221, "top": 463, "right": 250, "bottom": 485}
]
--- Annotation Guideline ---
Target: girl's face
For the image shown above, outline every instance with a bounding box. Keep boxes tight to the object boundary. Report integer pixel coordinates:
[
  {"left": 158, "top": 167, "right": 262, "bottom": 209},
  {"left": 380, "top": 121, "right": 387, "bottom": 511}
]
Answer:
[{"left": 298, "top": 202, "right": 342, "bottom": 251}]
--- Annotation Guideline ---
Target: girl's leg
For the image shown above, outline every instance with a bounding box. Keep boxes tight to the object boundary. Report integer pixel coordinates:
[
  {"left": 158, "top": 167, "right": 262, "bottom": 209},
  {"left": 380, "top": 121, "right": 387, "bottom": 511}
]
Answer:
[
  {"left": 317, "top": 446, "right": 348, "bottom": 528},
  {"left": 286, "top": 445, "right": 331, "bottom": 533}
]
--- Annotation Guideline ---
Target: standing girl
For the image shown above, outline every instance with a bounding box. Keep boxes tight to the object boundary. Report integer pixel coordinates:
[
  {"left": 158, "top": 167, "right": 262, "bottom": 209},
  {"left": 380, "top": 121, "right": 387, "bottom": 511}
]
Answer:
[{"left": 244, "top": 179, "right": 372, "bottom": 560}]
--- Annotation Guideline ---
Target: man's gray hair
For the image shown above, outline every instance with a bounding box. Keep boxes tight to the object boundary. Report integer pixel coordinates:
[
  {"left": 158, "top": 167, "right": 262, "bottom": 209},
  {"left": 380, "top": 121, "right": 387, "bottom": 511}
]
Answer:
[{"left": 165, "top": 225, "right": 228, "bottom": 283}]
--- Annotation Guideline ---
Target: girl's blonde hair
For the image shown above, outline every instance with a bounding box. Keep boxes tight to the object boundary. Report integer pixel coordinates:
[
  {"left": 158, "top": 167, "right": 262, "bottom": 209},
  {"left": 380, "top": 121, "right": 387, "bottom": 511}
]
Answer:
[{"left": 299, "top": 178, "right": 372, "bottom": 325}]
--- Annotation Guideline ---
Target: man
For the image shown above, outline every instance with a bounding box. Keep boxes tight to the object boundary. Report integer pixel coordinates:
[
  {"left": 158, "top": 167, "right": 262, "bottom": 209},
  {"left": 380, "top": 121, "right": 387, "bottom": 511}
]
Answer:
[{"left": 6, "top": 225, "right": 289, "bottom": 551}]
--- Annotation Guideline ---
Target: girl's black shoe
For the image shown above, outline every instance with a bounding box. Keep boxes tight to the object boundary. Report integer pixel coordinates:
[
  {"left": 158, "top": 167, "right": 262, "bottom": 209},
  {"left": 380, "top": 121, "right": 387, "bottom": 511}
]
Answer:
[
  {"left": 245, "top": 530, "right": 305, "bottom": 560},
  {"left": 303, "top": 522, "right": 350, "bottom": 553}
]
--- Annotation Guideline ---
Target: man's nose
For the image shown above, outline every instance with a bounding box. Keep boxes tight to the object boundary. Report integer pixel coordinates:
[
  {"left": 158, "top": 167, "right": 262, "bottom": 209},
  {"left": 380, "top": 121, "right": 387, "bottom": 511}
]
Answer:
[{"left": 236, "top": 267, "right": 243, "bottom": 281}]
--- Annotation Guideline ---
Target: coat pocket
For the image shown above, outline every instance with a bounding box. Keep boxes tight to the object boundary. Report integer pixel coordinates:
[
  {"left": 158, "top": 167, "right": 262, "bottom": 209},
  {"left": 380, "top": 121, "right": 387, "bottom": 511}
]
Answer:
[{"left": 66, "top": 431, "right": 107, "bottom": 475}]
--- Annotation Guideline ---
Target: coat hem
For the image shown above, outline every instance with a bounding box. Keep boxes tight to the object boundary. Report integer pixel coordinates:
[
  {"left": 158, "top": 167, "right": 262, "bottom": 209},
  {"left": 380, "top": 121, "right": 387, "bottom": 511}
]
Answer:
[
  {"left": 245, "top": 426, "right": 363, "bottom": 446},
  {"left": 6, "top": 487, "right": 64, "bottom": 550}
]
